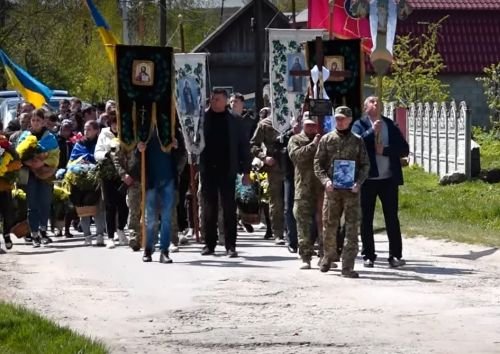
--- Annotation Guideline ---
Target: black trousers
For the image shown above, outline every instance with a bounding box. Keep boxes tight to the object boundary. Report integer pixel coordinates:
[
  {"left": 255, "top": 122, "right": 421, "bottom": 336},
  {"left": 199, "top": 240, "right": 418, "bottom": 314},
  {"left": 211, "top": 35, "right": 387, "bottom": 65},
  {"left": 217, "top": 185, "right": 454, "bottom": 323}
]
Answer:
[
  {"left": 177, "top": 164, "right": 190, "bottom": 232},
  {"left": 0, "top": 191, "right": 14, "bottom": 235},
  {"left": 101, "top": 179, "right": 129, "bottom": 239},
  {"left": 200, "top": 171, "right": 237, "bottom": 251},
  {"left": 360, "top": 178, "right": 403, "bottom": 261}
]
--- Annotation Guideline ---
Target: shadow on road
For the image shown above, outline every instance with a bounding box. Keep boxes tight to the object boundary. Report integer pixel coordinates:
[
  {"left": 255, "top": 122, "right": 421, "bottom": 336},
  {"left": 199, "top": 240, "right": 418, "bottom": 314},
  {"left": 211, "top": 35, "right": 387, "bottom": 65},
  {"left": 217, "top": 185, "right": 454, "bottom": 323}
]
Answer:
[{"left": 436, "top": 248, "right": 498, "bottom": 261}]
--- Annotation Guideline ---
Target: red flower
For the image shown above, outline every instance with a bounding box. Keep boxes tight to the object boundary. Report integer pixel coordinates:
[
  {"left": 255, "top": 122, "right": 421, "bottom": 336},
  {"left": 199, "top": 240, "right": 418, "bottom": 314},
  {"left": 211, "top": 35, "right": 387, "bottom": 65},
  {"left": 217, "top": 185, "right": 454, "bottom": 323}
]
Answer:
[
  {"left": 0, "top": 139, "right": 10, "bottom": 149},
  {"left": 70, "top": 132, "right": 84, "bottom": 144}
]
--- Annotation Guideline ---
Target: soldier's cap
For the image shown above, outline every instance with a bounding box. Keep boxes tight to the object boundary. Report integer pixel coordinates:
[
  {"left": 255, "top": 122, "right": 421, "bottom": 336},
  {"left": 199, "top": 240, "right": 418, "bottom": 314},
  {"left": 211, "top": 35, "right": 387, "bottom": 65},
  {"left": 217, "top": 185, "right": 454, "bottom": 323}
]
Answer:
[
  {"left": 302, "top": 111, "right": 317, "bottom": 125},
  {"left": 334, "top": 106, "right": 352, "bottom": 119}
]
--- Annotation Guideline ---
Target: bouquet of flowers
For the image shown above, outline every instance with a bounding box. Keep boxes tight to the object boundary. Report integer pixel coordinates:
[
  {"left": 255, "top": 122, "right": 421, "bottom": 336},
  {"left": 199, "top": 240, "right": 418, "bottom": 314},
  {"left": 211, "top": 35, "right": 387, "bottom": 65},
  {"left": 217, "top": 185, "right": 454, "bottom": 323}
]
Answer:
[
  {"left": 11, "top": 188, "right": 27, "bottom": 224},
  {"left": 16, "top": 135, "right": 39, "bottom": 162},
  {"left": 235, "top": 174, "right": 260, "bottom": 217},
  {"left": 64, "top": 163, "right": 99, "bottom": 191},
  {"left": 0, "top": 136, "right": 22, "bottom": 190},
  {"left": 250, "top": 171, "right": 270, "bottom": 204},
  {"left": 52, "top": 185, "right": 71, "bottom": 220}
]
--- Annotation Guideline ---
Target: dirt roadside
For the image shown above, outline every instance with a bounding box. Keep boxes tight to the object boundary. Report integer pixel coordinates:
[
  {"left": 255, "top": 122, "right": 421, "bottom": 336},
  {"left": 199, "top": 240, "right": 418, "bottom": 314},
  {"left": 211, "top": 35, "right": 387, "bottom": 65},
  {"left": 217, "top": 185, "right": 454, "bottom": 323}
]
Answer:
[{"left": 1, "top": 231, "right": 499, "bottom": 354}]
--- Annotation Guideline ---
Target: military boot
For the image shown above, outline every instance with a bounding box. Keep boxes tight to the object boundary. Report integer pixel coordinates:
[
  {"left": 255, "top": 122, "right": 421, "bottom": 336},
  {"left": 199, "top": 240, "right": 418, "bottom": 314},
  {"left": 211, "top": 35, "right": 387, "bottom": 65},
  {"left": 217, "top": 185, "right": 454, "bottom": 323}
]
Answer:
[{"left": 341, "top": 269, "right": 359, "bottom": 278}]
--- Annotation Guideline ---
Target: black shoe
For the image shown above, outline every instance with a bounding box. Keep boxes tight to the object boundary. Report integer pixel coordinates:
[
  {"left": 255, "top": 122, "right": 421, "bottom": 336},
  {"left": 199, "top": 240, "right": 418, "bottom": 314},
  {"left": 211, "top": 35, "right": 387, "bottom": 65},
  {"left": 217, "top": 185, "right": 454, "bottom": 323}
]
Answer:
[
  {"left": 242, "top": 223, "right": 254, "bottom": 233},
  {"left": 319, "top": 258, "right": 331, "bottom": 273},
  {"left": 363, "top": 259, "right": 374, "bottom": 268},
  {"left": 201, "top": 246, "right": 215, "bottom": 256},
  {"left": 263, "top": 232, "right": 273, "bottom": 240},
  {"left": 287, "top": 245, "right": 298, "bottom": 254},
  {"left": 142, "top": 249, "right": 152, "bottom": 262},
  {"left": 226, "top": 247, "right": 238, "bottom": 258},
  {"left": 32, "top": 237, "right": 41, "bottom": 248},
  {"left": 25, "top": 236, "right": 33, "bottom": 244},
  {"left": 341, "top": 269, "right": 360, "bottom": 278},
  {"left": 41, "top": 236, "right": 53, "bottom": 245},
  {"left": 159, "top": 250, "right": 173, "bottom": 264},
  {"left": 4, "top": 235, "right": 13, "bottom": 250},
  {"left": 388, "top": 258, "right": 406, "bottom": 268},
  {"left": 129, "top": 238, "right": 141, "bottom": 252},
  {"left": 64, "top": 232, "right": 74, "bottom": 238}
]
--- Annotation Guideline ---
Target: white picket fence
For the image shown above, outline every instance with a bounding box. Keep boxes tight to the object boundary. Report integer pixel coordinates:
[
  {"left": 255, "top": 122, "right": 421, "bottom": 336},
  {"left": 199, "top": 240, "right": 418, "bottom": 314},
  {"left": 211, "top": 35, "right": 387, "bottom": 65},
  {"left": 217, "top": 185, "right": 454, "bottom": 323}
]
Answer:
[{"left": 383, "top": 101, "right": 472, "bottom": 178}]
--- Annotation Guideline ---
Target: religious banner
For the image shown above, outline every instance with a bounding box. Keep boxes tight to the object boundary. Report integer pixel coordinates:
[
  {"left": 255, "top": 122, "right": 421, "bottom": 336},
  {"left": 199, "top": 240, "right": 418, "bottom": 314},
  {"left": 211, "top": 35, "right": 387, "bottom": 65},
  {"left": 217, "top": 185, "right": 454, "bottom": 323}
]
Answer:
[
  {"left": 268, "top": 28, "right": 324, "bottom": 133},
  {"left": 174, "top": 53, "right": 207, "bottom": 163},
  {"left": 306, "top": 39, "right": 364, "bottom": 120},
  {"left": 115, "top": 45, "right": 175, "bottom": 150}
]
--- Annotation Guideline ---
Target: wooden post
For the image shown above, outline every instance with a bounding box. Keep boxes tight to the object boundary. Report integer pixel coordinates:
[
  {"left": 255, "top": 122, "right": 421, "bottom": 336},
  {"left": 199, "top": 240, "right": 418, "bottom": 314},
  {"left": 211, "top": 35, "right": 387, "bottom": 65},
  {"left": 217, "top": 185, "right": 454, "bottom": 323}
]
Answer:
[
  {"left": 140, "top": 149, "right": 147, "bottom": 249},
  {"left": 189, "top": 162, "right": 200, "bottom": 242}
]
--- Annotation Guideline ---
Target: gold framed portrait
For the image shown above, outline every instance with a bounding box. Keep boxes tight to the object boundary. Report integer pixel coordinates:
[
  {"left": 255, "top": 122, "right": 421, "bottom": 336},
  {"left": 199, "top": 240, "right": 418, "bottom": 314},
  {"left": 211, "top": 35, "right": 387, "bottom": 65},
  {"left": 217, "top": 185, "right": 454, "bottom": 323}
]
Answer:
[
  {"left": 132, "top": 60, "right": 154, "bottom": 86},
  {"left": 325, "top": 56, "right": 344, "bottom": 82}
]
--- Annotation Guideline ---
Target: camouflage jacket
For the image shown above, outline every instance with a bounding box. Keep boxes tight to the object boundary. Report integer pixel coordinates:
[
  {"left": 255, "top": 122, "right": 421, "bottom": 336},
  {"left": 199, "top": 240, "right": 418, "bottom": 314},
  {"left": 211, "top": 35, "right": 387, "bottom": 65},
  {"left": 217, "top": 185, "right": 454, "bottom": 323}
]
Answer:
[
  {"left": 314, "top": 131, "right": 370, "bottom": 187},
  {"left": 113, "top": 147, "right": 141, "bottom": 184},
  {"left": 288, "top": 132, "right": 323, "bottom": 199},
  {"left": 250, "top": 117, "right": 283, "bottom": 174}
]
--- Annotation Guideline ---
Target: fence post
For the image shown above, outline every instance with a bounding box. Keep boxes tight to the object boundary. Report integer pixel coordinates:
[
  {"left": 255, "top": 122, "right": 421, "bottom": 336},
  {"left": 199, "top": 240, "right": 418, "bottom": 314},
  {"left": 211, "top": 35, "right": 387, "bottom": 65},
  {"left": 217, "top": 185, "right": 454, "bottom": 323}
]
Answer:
[{"left": 462, "top": 102, "right": 472, "bottom": 179}]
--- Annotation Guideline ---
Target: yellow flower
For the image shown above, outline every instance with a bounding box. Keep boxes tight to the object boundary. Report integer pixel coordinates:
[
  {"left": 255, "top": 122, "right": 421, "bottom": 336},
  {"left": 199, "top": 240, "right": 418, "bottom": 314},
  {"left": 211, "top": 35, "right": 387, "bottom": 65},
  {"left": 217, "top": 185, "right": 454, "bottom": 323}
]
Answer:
[
  {"left": 16, "top": 135, "right": 38, "bottom": 160},
  {"left": 0, "top": 152, "right": 12, "bottom": 176},
  {"left": 12, "top": 188, "right": 26, "bottom": 200},
  {"left": 53, "top": 186, "right": 70, "bottom": 201}
]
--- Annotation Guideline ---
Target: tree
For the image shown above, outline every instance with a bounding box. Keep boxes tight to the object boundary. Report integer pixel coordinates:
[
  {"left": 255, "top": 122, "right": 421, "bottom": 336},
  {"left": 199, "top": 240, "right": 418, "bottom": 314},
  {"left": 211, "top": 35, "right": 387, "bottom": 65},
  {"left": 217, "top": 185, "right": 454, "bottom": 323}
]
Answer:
[
  {"left": 371, "top": 16, "right": 450, "bottom": 106},
  {"left": 476, "top": 62, "right": 500, "bottom": 127}
]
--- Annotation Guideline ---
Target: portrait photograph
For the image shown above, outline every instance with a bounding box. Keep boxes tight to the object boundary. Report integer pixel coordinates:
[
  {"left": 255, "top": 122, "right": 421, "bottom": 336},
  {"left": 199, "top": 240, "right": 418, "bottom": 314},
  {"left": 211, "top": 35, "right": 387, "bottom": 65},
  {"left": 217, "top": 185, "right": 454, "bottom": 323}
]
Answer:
[
  {"left": 179, "top": 76, "right": 199, "bottom": 116},
  {"left": 132, "top": 60, "right": 155, "bottom": 86},
  {"left": 325, "top": 56, "right": 345, "bottom": 82},
  {"left": 287, "top": 53, "right": 306, "bottom": 93}
]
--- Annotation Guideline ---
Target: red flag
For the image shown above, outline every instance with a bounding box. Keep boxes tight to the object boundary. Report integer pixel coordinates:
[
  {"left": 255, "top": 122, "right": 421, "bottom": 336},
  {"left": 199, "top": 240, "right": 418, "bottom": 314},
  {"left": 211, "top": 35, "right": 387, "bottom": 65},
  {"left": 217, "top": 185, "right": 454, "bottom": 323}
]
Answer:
[{"left": 308, "top": 0, "right": 372, "bottom": 52}]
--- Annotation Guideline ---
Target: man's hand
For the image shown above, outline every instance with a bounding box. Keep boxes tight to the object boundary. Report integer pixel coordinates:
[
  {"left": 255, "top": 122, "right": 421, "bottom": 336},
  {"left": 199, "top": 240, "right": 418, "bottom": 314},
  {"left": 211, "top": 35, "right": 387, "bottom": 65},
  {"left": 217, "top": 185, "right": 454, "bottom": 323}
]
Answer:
[
  {"left": 326, "top": 180, "right": 334, "bottom": 193},
  {"left": 264, "top": 156, "right": 276, "bottom": 166},
  {"left": 242, "top": 173, "right": 252, "bottom": 186},
  {"left": 123, "top": 174, "right": 134, "bottom": 186},
  {"left": 351, "top": 183, "right": 360, "bottom": 194},
  {"left": 137, "top": 142, "right": 147, "bottom": 153},
  {"left": 373, "top": 120, "right": 382, "bottom": 133},
  {"left": 312, "top": 134, "right": 321, "bottom": 145},
  {"left": 375, "top": 143, "right": 384, "bottom": 155}
]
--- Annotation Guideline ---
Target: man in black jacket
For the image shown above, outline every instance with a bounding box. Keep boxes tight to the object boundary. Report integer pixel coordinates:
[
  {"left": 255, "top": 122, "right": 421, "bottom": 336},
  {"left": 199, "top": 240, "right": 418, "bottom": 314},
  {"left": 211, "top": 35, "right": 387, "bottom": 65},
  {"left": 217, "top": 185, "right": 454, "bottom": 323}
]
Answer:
[
  {"left": 352, "top": 96, "right": 410, "bottom": 268},
  {"left": 200, "top": 88, "right": 252, "bottom": 257}
]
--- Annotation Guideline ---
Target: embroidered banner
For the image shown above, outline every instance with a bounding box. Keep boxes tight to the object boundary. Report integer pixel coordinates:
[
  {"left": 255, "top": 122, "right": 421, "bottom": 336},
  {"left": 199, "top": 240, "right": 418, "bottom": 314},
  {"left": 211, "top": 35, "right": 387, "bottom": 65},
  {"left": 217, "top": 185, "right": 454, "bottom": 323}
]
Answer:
[
  {"left": 174, "top": 53, "right": 207, "bottom": 161},
  {"left": 268, "top": 28, "right": 324, "bottom": 133},
  {"left": 115, "top": 45, "right": 175, "bottom": 151}
]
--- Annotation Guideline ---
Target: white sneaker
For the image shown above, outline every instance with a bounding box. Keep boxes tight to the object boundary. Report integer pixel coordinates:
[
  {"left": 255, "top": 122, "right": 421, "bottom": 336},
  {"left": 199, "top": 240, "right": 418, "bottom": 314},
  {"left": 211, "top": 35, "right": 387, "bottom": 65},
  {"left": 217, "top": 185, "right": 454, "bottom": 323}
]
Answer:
[
  {"left": 84, "top": 236, "right": 92, "bottom": 246},
  {"left": 184, "top": 228, "right": 193, "bottom": 238},
  {"left": 169, "top": 244, "right": 179, "bottom": 253},
  {"left": 106, "top": 238, "right": 116, "bottom": 249},
  {"left": 179, "top": 234, "right": 189, "bottom": 245},
  {"left": 117, "top": 230, "right": 128, "bottom": 246},
  {"left": 96, "top": 234, "right": 105, "bottom": 247},
  {"left": 113, "top": 233, "right": 120, "bottom": 241}
]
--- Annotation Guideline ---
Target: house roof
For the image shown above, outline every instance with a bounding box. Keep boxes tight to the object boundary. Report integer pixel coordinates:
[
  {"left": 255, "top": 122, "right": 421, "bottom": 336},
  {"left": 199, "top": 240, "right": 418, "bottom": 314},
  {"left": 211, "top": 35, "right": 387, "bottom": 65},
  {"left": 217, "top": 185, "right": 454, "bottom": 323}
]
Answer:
[
  {"left": 397, "top": 10, "right": 500, "bottom": 74},
  {"left": 407, "top": 0, "right": 500, "bottom": 10},
  {"left": 192, "top": 0, "right": 289, "bottom": 52}
]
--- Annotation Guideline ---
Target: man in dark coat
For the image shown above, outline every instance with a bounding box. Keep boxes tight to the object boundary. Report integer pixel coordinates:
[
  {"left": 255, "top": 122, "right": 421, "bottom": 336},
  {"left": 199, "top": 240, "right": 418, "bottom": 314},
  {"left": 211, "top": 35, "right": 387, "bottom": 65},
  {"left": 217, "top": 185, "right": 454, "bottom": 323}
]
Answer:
[{"left": 199, "top": 88, "right": 252, "bottom": 257}]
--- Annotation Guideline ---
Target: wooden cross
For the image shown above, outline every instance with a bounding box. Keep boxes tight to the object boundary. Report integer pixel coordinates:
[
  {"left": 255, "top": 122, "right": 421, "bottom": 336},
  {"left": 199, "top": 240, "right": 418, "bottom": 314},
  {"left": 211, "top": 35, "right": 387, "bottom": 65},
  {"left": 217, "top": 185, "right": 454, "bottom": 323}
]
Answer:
[{"left": 288, "top": 37, "right": 352, "bottom": 99}]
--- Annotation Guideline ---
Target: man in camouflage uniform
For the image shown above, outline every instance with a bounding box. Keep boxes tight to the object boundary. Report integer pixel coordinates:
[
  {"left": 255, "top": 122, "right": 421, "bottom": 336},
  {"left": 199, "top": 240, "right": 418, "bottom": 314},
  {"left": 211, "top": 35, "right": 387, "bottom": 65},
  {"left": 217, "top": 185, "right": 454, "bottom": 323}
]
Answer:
[
  {"left": 314, "top": 106, "right": 370, "bottom": 278},
  {"left": 250, "top": 108, "right": 285, "bottom": 244},
  {"left": 288, "top": 113, "right": 324, "bottom": 269},
  {"left": 113, "top": 147, "right": 142, "bottom": 251}
]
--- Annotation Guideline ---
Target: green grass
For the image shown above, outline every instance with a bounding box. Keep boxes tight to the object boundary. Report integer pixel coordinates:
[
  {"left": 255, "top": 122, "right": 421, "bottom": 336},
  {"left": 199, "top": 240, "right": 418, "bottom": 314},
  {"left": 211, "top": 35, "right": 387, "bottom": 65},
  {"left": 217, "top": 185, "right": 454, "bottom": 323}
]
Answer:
[
  {"left": 473, "top": 126, "right": 500, "bottom": 170},
  {"left": 374, "top": 165, "right": 500, "bottom": 246},
  {"left": 0, "top": 302, "right": 108, "bottom": 354}
]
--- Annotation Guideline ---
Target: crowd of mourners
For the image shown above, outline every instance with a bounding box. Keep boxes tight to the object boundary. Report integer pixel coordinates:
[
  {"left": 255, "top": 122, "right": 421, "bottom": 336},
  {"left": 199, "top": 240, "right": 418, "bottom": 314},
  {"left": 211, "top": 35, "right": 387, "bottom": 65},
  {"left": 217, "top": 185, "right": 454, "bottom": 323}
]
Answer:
[{"left": 0, "top": 90, "right": 409, "bottom": 278}]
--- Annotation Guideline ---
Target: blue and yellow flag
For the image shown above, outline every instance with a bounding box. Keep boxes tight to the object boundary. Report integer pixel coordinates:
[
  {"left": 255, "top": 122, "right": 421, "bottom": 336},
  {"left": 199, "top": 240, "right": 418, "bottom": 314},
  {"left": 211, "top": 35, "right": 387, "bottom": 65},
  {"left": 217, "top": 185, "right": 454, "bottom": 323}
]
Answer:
[
  {"left": 84, "top": 0, "right": 120, "bottom": 64},
  {"left": 0, "top": 49, "right": 53, "bottom": 109}
]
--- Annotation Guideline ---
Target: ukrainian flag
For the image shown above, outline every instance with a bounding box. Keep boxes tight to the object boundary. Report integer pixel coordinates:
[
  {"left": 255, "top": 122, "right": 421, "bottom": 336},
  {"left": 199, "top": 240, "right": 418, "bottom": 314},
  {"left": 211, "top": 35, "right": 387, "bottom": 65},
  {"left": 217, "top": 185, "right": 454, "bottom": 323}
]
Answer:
[
  {"left": 84, "top": 0, "right": 120, "bottom": 64},
  {"left": 0, "top": 49, "right": 53, "bottom": 109}
]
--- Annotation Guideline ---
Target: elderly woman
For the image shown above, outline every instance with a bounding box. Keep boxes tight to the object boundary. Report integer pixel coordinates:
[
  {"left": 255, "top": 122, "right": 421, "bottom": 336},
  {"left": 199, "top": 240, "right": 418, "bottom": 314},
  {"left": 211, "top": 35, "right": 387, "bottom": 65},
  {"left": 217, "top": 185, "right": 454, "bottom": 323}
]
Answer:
[
  {"left": 17, "top": 109, "right": 60, "bottom": 247},
  {"left": 68, "top": 120, "right": 106, "bottom": 246}
]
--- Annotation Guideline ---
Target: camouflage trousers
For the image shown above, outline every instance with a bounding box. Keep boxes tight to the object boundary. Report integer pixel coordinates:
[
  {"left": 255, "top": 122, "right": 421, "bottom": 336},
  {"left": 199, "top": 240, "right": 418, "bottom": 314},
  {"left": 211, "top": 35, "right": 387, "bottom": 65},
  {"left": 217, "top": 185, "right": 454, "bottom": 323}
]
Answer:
[
  {"left": 268, "top": 172, "right": 284, "bottom": 239},
  {"left": 322, "top": 190, "right": 360, "bottom": 271},
  {"left": 127, "top": 184, "right": 141, "bottom": 244},
  {"left": 293, "top": 198, "right": 321, "bottom": 262}
]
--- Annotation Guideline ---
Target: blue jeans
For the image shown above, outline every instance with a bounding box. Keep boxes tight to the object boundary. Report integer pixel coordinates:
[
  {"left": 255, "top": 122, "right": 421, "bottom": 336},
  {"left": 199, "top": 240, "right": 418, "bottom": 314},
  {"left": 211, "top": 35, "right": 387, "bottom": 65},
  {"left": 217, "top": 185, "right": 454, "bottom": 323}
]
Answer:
[
  {"left": 26, "top": 174, "right": 53, "bottom": 233},
  {"left": 145, "top": 180, "right": 175, "bottom": 252},
  {"left": 284, "top": 176, "right": 297, "bottom": 248}
]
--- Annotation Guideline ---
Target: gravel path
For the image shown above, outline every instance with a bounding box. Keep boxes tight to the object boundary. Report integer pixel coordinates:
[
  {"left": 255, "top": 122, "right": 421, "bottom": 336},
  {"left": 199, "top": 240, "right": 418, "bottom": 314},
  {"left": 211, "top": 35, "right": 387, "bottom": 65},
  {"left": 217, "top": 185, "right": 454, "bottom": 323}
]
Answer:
[{"left": 1, "top": 229, "right": 499, "bottom": 354}]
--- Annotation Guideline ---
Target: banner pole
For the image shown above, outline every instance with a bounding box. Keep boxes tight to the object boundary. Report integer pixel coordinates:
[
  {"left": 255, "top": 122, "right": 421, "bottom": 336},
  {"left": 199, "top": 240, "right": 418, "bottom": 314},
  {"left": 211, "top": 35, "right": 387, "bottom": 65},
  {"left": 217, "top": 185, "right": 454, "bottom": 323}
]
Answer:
[
  {"left": 189, "top": 162, "right": 200, "bottom": 243},
  {"left": 140, "top": 150, "right": 147, "bottom": 250}
]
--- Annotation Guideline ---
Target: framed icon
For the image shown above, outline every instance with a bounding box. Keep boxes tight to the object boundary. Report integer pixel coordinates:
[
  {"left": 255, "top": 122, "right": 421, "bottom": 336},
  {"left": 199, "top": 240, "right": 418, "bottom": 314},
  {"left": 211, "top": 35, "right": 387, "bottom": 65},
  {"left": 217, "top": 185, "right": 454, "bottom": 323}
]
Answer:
[
  {"left": 325, "top": 56, "right": 345, "bottom": 82},
  {"left": 132, "top": 60, "right": 155, "bottom": 86}
]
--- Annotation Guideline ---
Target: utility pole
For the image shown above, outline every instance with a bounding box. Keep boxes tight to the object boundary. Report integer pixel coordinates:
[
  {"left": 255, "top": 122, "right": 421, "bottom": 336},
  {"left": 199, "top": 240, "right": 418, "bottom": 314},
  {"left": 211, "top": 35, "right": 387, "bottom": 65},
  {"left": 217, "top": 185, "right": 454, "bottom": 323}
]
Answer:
[
  {"left": 178, "top": 14, "right": 185, "bottom": 53},
  {"left": 292, "top": 0, "right": 296, "bottom": 28},
  {"left": 160, "top": 0, "right": 167, "bottom": 46},
  {"left": 220, "top": 0, "right": 225, "bottom": 25},
  {"left": 121, "top": 0, "right": 130, "bottom": 44},
  {"left": 254, "top": 0, "right": 264, "bottom": 113}
]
